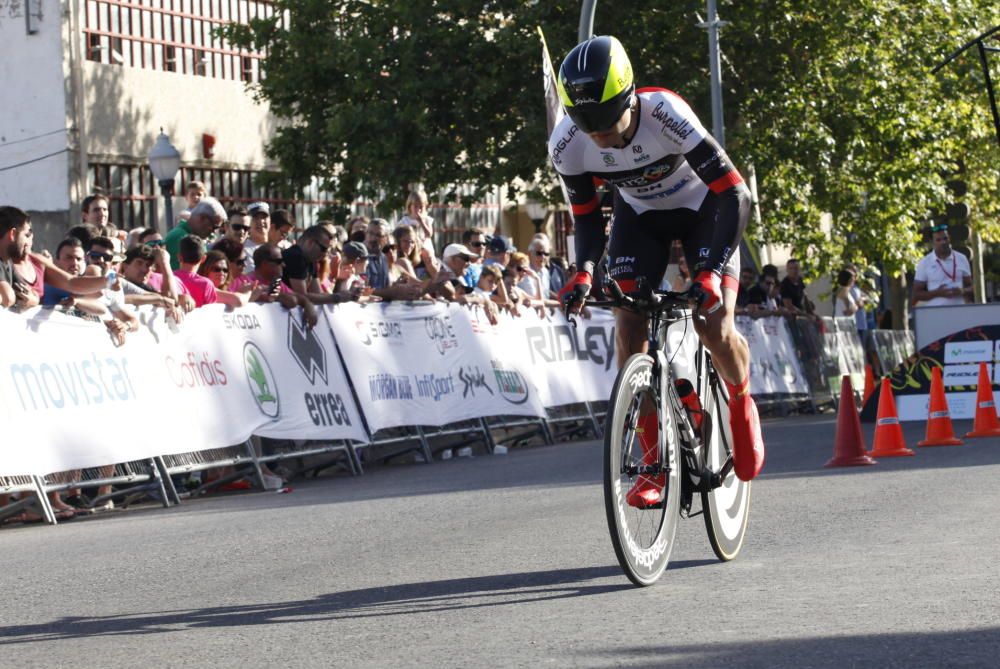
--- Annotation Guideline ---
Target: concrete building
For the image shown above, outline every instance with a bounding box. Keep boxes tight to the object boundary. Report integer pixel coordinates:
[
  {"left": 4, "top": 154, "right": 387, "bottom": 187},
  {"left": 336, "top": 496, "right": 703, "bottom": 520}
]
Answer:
[{"left": 0, "top": 0, "right": 356, "bottom": 253}]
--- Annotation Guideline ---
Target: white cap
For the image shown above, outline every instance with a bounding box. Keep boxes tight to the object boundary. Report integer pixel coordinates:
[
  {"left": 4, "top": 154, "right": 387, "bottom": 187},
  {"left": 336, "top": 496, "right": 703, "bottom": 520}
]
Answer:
[
  {"left": 443, "top": 243, "right": 479, "bottom": 260},
  {"left": 247, "top": 201, "right": 271, "bottom": 216}
]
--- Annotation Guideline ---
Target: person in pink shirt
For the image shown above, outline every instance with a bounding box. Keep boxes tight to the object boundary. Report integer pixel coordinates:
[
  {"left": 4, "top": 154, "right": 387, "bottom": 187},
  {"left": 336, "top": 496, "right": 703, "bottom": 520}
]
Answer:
[{"left": 173, "top": 235, "right": 219, "bottom": 307}]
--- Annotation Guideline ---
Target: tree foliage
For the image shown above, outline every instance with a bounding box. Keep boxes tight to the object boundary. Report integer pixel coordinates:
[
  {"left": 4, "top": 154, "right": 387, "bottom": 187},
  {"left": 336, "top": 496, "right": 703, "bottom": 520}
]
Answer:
[{"left": 224, "top": 1, "right": 1000, "bottom": 275}]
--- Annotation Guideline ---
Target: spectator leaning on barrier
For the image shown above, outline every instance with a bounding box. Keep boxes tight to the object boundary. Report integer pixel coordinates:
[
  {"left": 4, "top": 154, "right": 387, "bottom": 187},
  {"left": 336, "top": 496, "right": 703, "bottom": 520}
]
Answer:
[
  {"left": 211, "top": 237, "right": 248, "bottom": 286},
  {"left": 735, "top": 266, "right": 757, "bottom": 314},
  {"left": 269, "top": 209, "right": 295, "bottom": 250},
  {"left": 484, "top": 235, "right": 515, "bottom": 268},
  {"left": 42, "top": 238, "right": 85, "bottom": 306},
  {"left": 393, "top": 223, "right": 438, "bottom": 280},
  {"left": 433, "top": 243, "right": 499, "bottom": 323},
  {"left": 245, "top": 201, "right": 271, "bottom": 263},
  {"left": 164, "top": 197, "right": 225, "bottom": 270},
  {"left": 364, "top": 218, "right": 392, "bottom": 289},
  {"left": 746, "top": 267, "right": 780, "bottom": 314},
  {"left": 118, "top": 245, "right": 184, "bottom": 322},
  {"left": 780, "top": 258, "right": 816, "bottom": 316},
  {"left": 913, "top": 224, "right": 973, "bottom": 307},
  {"left": 199, "top": 250, "right": 233, "bottom": 290},
  {"left": 174, "top": 235, "right": 220, "bottom": 307},
  {"left": 229, "top": 243, "right": 318, "bottom": 327}
]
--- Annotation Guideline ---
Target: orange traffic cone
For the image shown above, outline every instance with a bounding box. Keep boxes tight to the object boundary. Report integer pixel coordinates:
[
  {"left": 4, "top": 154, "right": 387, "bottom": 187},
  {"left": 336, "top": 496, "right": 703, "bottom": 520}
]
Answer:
[
  {"left": 826, "top": 375, "right": 878, "bottom": 467},
  {"left": 918, "top": 366, "right": 963, "bottom": 447},
  {"left": 863, "top": 364, "right": 876, "bottom": 405},
  {"left": 868, "top": 378, "right": 915, "bottom": 457},
  {"left": 965, "top": 362, "right": 1000, "bottom": 438}
]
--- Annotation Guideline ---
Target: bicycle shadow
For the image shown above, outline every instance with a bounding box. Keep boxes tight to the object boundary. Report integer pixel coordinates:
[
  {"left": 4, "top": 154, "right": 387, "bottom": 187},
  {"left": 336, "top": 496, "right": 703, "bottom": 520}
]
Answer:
[{"left": 0, "top": 565, "right": 638, "bottom": 645}]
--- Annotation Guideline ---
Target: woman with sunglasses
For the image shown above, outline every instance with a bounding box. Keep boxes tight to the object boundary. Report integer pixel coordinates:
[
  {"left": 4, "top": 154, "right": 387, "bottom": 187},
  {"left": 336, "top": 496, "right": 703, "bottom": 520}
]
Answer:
[
  {"left": 198, "top": 250, "right": 233, "bottom": 290},
  {"left": 211, "top": 237, "right": 248, "bottom": 285}
]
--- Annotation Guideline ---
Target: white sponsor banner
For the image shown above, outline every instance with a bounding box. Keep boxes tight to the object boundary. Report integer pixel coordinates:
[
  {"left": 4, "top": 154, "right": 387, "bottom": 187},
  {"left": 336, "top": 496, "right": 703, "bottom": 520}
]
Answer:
[
  {"left": 944, "top": 340, "right": 993, "bottom": 364},
  {"left": 507, "top": 308, "right": 618, "bottom": 406},
  {"left": 328, "top": 302, "right": 547, "bottom": 433},
  {"left": 898, "top": 392, "right": 980, "bottom": 422},
  {"left": 943, "top": 363, "right": 989, "bottom": 389},
  {"left": 0, "top": 303, "right": 366, "bottom": 477},
  {"left": 736, "top": 316, "right": 810, "bottom": 396}
]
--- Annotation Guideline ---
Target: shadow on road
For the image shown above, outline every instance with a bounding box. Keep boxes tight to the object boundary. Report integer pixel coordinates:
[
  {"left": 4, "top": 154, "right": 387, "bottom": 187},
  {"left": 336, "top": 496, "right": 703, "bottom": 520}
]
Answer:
[
  {"left": 0, "top": 565, "right": 634, "bottom": 644},
  {"left": 586, "top": 626, "right": 1000, "bottom": 668}
]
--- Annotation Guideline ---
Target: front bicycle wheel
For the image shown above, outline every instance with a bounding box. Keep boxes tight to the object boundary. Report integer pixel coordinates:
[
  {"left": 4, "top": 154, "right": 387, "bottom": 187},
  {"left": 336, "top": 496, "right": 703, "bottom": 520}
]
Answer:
[
  {"left": 701, "top": 372, "right": 751, "bottom": 561},
  {"left": 604, "top": 353, "right": 681, "bottom": 586}
]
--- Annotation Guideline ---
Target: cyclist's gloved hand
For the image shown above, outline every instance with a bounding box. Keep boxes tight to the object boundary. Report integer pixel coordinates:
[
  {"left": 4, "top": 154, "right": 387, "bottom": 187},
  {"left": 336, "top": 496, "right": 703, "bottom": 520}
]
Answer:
[
  {"left": 693, "top": 271, "right": 723, "bottom": 314},
  {"left": 558, "top": 270, "right": 592, "bottom": 311}
]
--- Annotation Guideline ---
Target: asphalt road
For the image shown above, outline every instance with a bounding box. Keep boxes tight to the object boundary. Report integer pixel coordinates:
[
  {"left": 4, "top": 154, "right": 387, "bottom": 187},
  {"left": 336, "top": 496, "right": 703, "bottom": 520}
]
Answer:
[{"left": 2, "top": 414, "right": 1000, "bottom": 668}]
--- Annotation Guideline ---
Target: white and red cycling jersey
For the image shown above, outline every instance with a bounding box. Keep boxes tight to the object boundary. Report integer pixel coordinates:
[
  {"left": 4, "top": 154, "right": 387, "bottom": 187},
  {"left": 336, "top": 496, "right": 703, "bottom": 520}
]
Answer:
[{"left": 547, "top": 87, "right": 748, "bottom": 278}]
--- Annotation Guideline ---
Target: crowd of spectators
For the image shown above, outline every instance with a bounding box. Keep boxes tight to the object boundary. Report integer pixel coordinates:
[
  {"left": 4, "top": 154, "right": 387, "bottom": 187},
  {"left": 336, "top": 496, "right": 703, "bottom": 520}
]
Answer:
[{"left": 1, "top": 186, "right": 588, "bottom": 521}]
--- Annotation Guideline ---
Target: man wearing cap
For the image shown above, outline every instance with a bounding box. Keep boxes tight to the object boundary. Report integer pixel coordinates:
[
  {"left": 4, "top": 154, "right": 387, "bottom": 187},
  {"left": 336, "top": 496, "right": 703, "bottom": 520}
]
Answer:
[
  {"left": 484, "top": 235, "right": 515, "bottom": 267},
  {"left": 164, "top": 197, "right": 226, "bottom": 270},
  {"left": 244, "top": 202, "right": 271, "bottom": 267},
  {"left": 336, "top": 241, "right": 370, "bottom": 291},
  {"left": 913, "top": 224, "right": 973, "bottom": 307},
  {"left": 439, "top": 243, "right": 479, "bottom": 284},
  {"left": 434, "top": 243, "right": 499, "bottom": 323}
]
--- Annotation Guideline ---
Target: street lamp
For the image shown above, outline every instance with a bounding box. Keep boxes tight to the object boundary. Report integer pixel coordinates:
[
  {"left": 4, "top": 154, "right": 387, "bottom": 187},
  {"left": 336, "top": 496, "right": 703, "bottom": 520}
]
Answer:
[
  {"left": 148, "top": 129, "right": 181, "bottom": 231},
  {"left": 525, "top": 202, "right": 548, "bottom": 235}
]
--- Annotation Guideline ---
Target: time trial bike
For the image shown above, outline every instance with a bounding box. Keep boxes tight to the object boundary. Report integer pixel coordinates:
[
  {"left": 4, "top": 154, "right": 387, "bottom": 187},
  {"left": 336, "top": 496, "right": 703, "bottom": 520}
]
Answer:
[{"left": 573, "top": 279, "right": 752, "bottom": 586}]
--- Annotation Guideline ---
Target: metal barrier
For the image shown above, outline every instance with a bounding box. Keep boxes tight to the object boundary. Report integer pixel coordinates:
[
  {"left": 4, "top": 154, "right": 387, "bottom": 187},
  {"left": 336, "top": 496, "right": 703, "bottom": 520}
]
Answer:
[
  {"left": 0, "top": 475, "right": 55, "bottom": 525},
  {"left": 868, "top": 329, "right": 916, "bottom": 377}
]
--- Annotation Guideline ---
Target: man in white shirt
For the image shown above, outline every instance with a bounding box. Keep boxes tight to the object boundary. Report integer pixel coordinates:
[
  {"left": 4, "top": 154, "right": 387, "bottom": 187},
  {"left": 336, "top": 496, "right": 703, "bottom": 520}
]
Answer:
[{"left": 913, "top": 225, "right": 973, "bottom": 307}]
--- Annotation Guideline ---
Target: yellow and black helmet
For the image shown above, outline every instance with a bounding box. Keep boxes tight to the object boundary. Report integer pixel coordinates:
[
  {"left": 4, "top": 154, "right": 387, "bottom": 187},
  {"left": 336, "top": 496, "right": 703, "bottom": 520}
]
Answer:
[{"left": 557, "top": 35, "right": 635, "bottom": 133}]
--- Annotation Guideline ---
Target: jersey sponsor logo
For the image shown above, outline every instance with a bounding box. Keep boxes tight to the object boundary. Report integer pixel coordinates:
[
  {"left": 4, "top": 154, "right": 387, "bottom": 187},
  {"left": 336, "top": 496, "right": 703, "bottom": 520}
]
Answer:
[
  {"left": 632, "top": 144, "right": 644, "bottom": 154},
  {"left": 633, "top": 176, "right": 694, "bottom": 200},
  {"left": 602, "top": 153, "right": 617, "bottom": 166},
  {"left": 699, "top": 247, "right": 710, "bottom": 258},
  {"left": 615, "top": 256, "right": 636, "bottom": 264},
  {"left": 550, "top": 125, "right": 580, "bottom": 165},
  {"left": 651, "top": 101, "right": 695, "bottom": 142}
]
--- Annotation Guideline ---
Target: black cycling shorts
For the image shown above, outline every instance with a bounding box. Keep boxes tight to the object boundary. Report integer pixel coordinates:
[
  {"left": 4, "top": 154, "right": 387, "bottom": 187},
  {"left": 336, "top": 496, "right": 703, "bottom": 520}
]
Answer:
[{"left": 606, "top": 190, "right": 739, "bottom": 294}]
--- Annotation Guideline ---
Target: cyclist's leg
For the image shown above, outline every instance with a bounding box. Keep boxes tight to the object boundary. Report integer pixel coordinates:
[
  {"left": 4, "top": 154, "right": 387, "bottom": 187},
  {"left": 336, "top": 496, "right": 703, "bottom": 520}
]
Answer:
[
  {"left": 607, "top": 198, "right": 676, "bottom": 506},
  {"left": 682, "top": 196, "right": 764, "bottom": 481}
]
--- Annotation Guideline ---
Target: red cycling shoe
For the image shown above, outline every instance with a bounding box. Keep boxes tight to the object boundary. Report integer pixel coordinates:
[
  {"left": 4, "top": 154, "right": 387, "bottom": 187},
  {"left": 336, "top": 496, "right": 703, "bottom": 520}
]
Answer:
[
  {"left": 626, "top": 413, "right": 664, "bottom": 508},
  {"left": 728, "top": 380, "right": 765, "bottom": 481}
]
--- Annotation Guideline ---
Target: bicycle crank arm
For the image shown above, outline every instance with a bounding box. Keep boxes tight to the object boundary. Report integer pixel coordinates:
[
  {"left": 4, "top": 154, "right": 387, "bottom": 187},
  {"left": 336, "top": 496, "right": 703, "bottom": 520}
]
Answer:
[{"left": 708, "top": 456, "right": 734, "bottom": 489}]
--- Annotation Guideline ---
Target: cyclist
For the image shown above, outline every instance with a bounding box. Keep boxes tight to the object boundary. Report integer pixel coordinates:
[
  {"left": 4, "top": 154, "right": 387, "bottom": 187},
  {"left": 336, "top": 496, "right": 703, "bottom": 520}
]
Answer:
[{"left": 550, "top": 36, "right": 764, "bottom": 506}]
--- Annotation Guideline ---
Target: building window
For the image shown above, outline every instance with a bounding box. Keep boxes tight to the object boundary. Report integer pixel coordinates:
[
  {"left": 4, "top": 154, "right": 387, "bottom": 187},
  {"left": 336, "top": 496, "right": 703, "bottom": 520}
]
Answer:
[{"left": 82, "top": 0, "right": 274, "bottom": 83}]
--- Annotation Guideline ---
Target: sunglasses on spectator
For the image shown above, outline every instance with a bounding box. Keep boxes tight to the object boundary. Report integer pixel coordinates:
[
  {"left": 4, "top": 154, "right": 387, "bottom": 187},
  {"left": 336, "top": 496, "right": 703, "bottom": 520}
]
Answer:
[
  {"left": 230, "top": 224, "right": 250, "bottom": 232},
  {"left": 144, "top": 239, "right": 165, "bottom": 247},
  {"left": 469, "top": 242, "right": 486, "bottom": 248},
  {"left": 517, "top": 266, "right": 528, "bottom": 273},
  {"left": 263, "top": 256, "right": 285, "bottom": 265},
  {"left": 381, "top": 244, "right": 397, "bottom": 254},
  {"left": 235, "top": 258, "right": 246, "bottom": 267},
  {"left": 209, "top": 265, "right": 228, "bottom": 274},
  {"left": 314, "top": 240, "right": 330, "bottom": 254},
  {"left": 88, "top": 251, "right": 114, "bottom": 262},
  {"left": 534, "top": 251, "right": 550, "bottom": 257}
]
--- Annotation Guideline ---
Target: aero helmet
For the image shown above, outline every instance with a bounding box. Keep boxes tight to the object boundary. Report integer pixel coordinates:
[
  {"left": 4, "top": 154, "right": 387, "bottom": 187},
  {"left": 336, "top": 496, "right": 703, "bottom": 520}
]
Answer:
[{"left": 557, "top": 36, "right": 635, "bottom": 133}]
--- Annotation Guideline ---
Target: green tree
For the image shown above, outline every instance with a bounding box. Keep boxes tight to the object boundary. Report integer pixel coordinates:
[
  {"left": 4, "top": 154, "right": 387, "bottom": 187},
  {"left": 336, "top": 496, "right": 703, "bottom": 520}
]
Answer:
[{"left": 224, "top": 1, "right": 1000, "bottom": 277}]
